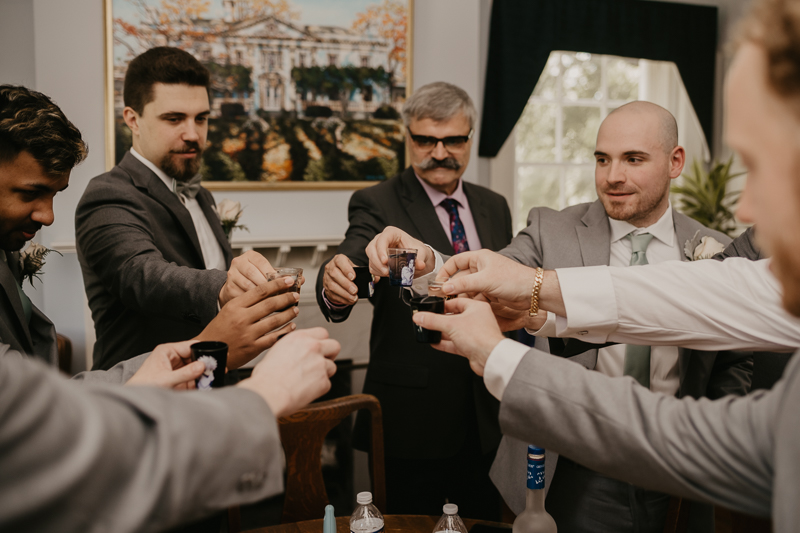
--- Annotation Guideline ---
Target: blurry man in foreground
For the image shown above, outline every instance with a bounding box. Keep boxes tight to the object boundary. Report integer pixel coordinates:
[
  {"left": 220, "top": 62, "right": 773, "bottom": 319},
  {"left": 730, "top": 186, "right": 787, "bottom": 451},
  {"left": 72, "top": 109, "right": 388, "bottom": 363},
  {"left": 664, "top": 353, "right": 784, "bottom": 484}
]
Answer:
[{"left": 407, "top": 0, "right": 800, "bottom": 529}]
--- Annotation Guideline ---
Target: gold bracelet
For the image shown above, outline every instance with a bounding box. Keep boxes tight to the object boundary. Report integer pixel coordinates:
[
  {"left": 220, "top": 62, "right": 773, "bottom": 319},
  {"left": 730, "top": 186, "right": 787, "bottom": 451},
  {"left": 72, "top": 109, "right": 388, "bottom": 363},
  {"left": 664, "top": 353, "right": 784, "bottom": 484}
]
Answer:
[{"left": 529, "top": 267, "right": 544, "bottom": 317}]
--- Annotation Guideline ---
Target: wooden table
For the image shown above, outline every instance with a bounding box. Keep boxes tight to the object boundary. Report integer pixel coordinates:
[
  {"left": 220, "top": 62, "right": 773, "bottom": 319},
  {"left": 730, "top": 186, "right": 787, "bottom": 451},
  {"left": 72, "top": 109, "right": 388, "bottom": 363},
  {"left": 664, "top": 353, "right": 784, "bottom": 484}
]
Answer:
[{"left": 245, "top": 514, "right": 513, "bottom": 533}]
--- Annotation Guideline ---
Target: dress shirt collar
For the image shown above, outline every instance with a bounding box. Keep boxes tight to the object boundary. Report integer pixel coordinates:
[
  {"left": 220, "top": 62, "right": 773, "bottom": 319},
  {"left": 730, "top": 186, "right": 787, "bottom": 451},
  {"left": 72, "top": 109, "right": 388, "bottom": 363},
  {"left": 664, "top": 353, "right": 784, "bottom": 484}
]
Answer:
[
  {"left": 608, "top": 201, "right": 675, "bottom": 247},
  {"left": 414, "top": 171, "right": 467, "bottom": 208},
  {"left": 130, "top": 148, "right": 175, "bottom": 193}
]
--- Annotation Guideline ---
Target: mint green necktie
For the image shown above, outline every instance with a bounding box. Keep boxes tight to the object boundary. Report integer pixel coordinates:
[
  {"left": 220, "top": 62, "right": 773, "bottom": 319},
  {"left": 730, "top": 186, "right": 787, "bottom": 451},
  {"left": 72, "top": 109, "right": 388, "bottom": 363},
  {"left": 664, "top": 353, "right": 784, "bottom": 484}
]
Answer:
[
  {"left": 623, "top": 233, "right": 654, "bottom": 387},
  {"left": 0, "top": 250, "right": 32, "bottom": 324}
]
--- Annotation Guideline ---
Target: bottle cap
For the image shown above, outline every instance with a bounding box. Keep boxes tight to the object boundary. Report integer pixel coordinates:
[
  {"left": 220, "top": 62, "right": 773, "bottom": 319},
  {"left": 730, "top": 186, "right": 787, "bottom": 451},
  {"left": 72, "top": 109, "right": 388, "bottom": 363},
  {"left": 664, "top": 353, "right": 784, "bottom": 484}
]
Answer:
[
  {"left": 527, "top": 445, "right": 544, "bottom": 454},
  {"left": 356, "top": 492, "right": 373, "bottom": 505},
  {"left": 443, "top": 504, "right": 458, "bottom": 515}
]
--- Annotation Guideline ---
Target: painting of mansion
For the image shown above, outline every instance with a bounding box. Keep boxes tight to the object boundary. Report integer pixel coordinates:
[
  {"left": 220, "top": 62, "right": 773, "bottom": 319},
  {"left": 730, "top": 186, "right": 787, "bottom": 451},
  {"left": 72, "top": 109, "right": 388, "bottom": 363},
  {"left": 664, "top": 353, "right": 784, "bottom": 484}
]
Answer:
[{"left": 112, "top": 0, "right": 408, "bottom": 183}]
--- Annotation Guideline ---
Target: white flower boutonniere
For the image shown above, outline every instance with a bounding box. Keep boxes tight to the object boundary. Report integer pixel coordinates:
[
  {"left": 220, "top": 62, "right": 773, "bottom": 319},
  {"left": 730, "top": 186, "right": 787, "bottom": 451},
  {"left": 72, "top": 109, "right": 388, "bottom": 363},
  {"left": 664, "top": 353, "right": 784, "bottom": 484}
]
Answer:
[
  {"left": 684, "top": 230, "right": 727, "bottom": 261},
  {"left": 213, "top": 199, "right": 249, "bottom": 242},
  {"left": 18, "top": 242, "right": 61, "bottom": 286}
]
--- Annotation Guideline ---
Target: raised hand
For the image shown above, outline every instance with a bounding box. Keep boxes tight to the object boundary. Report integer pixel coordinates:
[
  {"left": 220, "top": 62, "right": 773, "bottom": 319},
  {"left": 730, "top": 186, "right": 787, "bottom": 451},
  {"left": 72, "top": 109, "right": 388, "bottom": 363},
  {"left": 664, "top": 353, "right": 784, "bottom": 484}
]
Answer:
[
  {"left": 437, "top": 250, "right": 538, "bottom": 310},
  {"left": 218, "top": 250, "right": 275, "bottom": 307},
  {"left": 126, "top": 340, "right": 205, "bottom": 389},
  {"left": 198, "top": 277, "right": 300, "bottom": 369},
  {"left": 366, "top": 226, "right": 434, "bottom": 278},
  {"left": 412, "top": 298, "right": 506, "bottom": 376},
  {"left": 237, "top": 328, "right": 340, "bottom": 418},
  {"left": 323, "top": 254, "right": 360, "bottom": 306}
]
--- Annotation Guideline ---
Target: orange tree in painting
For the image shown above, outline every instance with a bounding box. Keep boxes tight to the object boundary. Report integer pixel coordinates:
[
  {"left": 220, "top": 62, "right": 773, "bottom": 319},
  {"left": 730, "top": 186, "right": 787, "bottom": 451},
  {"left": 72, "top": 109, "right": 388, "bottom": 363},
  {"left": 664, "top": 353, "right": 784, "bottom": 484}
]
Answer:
[
  {"left": 352, "top": 0, "right": 407, "bottom": 84},
  {"left": 114, "top": 0, "right": 215, "bottom": 51}
]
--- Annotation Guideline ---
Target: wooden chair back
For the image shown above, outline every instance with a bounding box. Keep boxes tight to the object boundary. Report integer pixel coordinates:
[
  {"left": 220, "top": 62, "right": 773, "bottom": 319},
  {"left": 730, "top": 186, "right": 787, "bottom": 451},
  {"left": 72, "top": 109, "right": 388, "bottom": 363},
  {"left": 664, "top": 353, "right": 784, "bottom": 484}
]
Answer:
[
  {"left": 56, "top": 333, "right": 72, "bottom": 375},
  {"left": 279, "top": 393, "right": 385, "bottom": 523},
  {"left": 230, "top": 394, "right": 386, "bottom": 532}
]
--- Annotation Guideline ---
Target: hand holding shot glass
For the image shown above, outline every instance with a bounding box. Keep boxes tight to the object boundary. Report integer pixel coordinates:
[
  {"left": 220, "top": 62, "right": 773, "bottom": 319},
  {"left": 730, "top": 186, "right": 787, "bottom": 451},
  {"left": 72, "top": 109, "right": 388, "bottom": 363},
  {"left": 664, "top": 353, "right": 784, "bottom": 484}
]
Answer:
[{"left": 267, "top": 267, "right": 303, "bottom": 306}]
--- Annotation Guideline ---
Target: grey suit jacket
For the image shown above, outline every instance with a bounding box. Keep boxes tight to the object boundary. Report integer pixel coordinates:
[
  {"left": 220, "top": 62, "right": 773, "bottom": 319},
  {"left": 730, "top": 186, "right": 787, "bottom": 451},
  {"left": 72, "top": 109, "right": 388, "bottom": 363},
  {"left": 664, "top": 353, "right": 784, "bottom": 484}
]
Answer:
[
  {"left": 76, "top": 152, "right": 234, "bottom": 370},
  {"left": 498, "top": 346, "right": 799, "bottom": 532},
  {"left": 490, "top": 201, "right": 752, "bottom": 517},
  {"left": 0, "top": 351, "right": 283, "bottom": 532}
]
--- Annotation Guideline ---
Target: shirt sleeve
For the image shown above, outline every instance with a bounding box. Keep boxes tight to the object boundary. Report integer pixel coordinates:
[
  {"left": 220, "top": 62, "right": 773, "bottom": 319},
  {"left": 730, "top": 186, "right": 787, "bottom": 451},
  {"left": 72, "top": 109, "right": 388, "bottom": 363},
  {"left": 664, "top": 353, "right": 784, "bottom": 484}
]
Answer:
[
  {"left": 483, "top": 338, "right": 533, "bottom": 400},
  {"left": 526, "top": 311, "right": 558, "bottom": 337},
  {"left": 555, "top": 258, "right": 800, "bottom": 351},
  {"left": 410, "top": 245, "right": 444, "bottom": 295}
]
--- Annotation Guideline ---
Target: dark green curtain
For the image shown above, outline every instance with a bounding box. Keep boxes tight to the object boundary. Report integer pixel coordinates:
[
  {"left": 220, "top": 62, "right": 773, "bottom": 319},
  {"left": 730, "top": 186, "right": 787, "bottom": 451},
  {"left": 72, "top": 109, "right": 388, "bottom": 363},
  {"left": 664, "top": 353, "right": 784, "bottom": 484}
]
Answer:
[{"left": 479, "top": 0, "right": 718, "bottom": 157}]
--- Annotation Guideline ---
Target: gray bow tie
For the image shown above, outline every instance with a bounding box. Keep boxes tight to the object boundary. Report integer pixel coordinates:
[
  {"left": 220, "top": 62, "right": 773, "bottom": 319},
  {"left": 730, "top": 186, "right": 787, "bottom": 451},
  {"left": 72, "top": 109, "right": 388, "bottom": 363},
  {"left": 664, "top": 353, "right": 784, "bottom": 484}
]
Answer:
[{"left": 174, "top": 174, "right": 203, "bottom": 199}]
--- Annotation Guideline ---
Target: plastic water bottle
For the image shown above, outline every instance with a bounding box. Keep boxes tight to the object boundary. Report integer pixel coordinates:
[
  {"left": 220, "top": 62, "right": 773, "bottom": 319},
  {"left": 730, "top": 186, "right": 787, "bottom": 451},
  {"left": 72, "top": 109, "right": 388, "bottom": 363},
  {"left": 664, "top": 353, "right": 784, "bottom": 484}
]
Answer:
[
  {"left": 350, "top": 492, "right": 384, "bottom": 533},
  {"left": 512, "top": 446, "right": 557, "bottom": 533},
  {"left": 432, "top": 504, "right": 468, "bottom": 533}
]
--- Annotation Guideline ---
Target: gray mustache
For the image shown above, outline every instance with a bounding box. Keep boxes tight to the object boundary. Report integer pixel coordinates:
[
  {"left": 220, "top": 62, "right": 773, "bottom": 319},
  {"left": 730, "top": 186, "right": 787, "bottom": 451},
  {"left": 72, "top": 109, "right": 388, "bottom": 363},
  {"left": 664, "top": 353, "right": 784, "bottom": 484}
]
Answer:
[{"left": 418, "top": 157, "right": 461, "bottom": 171}]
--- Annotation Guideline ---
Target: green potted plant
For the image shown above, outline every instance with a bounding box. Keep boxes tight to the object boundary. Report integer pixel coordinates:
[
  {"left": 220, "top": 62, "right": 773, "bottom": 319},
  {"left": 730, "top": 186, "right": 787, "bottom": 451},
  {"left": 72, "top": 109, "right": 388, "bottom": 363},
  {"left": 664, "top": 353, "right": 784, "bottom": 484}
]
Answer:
[{"left": 671, "top": 156, "right": 744, "bottom": 238}]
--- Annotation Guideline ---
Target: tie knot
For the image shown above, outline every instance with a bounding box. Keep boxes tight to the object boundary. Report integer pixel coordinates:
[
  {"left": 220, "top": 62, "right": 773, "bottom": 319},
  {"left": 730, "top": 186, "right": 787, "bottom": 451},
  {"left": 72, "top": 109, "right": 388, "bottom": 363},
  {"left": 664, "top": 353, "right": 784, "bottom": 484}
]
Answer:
[
  {"left": 627, "top": 232, "right": 654, "bottom": 253},
  {"left": 440, "top": 198, "right": 460, "bottom": 214}
]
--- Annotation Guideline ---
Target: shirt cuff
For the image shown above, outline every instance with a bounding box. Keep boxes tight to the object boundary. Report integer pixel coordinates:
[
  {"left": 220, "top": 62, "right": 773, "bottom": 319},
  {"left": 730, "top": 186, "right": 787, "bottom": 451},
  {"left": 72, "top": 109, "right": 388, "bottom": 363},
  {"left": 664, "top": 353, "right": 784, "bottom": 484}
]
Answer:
[
  {"left": 554, "top": 265, "right": 618, "bottom": 343},
  {"left": 322, "top": 288, "right": 351, "bottom": 310},
  {"left": 410, "top": 245, "right": 443, "bottom": 295},
  {"left": 525, "top": 311, "right": 557, "bottom": 337},
  {"left": 483, "top": 338, "right": 531, "bottom": 401}
]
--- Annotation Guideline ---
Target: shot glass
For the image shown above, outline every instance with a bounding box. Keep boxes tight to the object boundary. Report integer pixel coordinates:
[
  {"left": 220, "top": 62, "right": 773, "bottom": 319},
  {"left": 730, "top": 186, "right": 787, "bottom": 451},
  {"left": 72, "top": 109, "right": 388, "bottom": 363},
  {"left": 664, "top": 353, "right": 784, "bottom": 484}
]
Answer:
[
  {"left": 409, "top": 295, "right": 445, "bottom": 343},
  {"left": 268, "top": 267, "right": 303, "bottom": 306},
  {"left": 427, "top": 279, "right": 453, "bottom": 300},
  {"left": 191, "top": 341, "right": 228, "bottom": 390},
  {"left": 353, "top": 266, "right": 375, "bottom": 298},
  {"left": 388, "top": 248, "right": 417, "bottom": 287}
]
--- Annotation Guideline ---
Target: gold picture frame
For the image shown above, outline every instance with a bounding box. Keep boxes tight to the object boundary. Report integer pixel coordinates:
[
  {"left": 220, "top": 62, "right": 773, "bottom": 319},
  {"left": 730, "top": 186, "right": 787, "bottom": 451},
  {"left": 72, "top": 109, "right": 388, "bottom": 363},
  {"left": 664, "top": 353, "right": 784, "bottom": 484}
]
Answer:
[{"left": 104, "top": 0, "right": 414, "bottom": 191}]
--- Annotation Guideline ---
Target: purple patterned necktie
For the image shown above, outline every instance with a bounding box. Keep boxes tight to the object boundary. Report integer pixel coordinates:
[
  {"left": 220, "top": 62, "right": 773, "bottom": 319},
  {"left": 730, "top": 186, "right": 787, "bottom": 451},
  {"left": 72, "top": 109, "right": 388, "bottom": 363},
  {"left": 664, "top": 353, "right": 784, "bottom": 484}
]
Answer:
[{"left": 440, "top": 198, "right": 470, "bottom": 254}]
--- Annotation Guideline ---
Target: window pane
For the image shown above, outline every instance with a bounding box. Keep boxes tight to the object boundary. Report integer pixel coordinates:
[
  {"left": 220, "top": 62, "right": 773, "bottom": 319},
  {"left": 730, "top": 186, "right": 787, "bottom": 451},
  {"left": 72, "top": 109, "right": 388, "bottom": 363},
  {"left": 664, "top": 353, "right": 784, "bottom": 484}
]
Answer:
[
  {"left": 562, "top": 52, "right": 601, "bottom": 101},
  {"left": 533, "top": 53, "right": 560, "bottom": 100},
  {"left": 606, "top": 56, "right": 640, "bottom": 101},
  {"left": 516, "top": 103, "right": 557, "bottom": 162},
  {"left": 517, "top": 165, "right": 562, "bottom": 230},
  {"left": 562, "top": 106, "right": 601, "bottom": 163},
  {"left": 564, "top": 166, "right": 597, "bottom": 207}
]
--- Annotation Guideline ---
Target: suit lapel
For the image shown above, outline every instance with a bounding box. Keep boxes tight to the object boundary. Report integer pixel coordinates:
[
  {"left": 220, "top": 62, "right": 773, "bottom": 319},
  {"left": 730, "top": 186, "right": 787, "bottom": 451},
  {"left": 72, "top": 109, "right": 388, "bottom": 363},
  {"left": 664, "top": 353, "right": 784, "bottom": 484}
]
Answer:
[
  {"left": 0, "top": 251, "right": 34, "bottom": 350},
  {"left": 196, "top": 192, "right": 234, "bottom": 267},
  {"left": 463, "top": 181, "right": 495, "bottom": 250},
  {"left": 575, "top": 200, "right": 612, "bottom": 266},
  {"left": 398, "top": 169, "right": 455, "bottom": 255},
  {"left": 119, "top": 153, "right": 205, "bottom": 266}
]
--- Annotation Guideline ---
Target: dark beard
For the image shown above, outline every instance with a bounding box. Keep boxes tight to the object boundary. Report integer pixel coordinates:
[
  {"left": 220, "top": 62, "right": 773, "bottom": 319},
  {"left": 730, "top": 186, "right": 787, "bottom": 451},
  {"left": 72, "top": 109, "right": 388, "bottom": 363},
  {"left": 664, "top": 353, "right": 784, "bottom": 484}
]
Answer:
[{"left": 160, "top": 144, "right": 203, "bottom": 182}]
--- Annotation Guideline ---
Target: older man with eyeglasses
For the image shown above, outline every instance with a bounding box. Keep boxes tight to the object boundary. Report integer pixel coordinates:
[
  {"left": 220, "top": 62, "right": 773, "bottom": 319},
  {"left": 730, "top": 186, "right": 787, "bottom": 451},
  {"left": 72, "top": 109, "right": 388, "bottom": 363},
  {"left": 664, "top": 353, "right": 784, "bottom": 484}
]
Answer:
[{"left": 315, "top": 81, "right": 512, "bottom": 519}]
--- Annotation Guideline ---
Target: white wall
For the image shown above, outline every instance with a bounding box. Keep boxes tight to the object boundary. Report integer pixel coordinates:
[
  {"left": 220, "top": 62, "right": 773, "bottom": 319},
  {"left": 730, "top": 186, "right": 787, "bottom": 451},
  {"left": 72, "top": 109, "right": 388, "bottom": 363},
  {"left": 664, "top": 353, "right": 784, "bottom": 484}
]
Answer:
[{"left": 0, "top": 0, "right": 490, "bottom": 372}]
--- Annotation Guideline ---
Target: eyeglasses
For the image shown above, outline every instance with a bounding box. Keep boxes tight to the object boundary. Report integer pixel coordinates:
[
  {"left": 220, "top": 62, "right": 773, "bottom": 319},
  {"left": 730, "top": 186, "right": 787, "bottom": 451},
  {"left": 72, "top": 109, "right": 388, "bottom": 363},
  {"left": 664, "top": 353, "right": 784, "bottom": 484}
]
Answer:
[{"left": 406, "top": 127, "right": 474, "bottom": 152}]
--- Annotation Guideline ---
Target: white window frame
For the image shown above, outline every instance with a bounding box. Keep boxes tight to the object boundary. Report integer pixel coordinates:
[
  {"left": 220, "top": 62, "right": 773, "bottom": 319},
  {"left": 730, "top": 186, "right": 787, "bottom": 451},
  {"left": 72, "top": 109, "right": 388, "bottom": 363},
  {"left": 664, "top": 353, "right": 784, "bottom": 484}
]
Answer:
[{"left": 513, "top": 52, "right": 640, "bottom": 229}]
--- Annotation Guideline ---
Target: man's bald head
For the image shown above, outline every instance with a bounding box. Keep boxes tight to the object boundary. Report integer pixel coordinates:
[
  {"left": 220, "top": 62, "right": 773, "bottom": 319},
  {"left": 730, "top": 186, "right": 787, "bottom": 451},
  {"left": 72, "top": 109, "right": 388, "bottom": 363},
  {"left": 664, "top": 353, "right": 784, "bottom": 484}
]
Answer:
[{"left": 603, "top": 101, "right": 678, "bottom": 154}]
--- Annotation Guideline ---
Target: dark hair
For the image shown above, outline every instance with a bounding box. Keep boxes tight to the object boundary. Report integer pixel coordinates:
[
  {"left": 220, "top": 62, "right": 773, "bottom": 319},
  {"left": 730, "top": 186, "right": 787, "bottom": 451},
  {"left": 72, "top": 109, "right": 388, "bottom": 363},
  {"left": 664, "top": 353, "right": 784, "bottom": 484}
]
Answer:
[
  {"left": 0, "top": 85, "right": 88, "bottom": 174},
  {"left": 124, "top": 47, "right": 210, "bottom": 115}
]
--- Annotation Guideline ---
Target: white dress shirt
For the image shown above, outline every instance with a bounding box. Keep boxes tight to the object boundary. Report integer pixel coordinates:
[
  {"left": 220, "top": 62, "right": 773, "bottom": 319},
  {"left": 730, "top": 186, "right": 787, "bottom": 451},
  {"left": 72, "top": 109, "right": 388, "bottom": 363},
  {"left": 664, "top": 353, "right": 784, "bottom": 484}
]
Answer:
[
  {"left": 484, "top": 256, "right": 800, "bottom": 401},
  {"left": 592, "top": 206, "right": 682, "bottom": 395},
  {"left": 130, "top": 148, "right": 226, "bottom": 271}
]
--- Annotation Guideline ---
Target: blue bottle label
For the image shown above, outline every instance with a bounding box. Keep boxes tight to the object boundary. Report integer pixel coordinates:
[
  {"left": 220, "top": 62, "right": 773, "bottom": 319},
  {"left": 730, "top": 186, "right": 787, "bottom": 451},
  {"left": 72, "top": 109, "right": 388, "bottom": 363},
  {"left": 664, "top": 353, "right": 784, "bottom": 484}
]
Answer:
[{"left": 527, "top": 450, "right": 545, "bottom": 490}]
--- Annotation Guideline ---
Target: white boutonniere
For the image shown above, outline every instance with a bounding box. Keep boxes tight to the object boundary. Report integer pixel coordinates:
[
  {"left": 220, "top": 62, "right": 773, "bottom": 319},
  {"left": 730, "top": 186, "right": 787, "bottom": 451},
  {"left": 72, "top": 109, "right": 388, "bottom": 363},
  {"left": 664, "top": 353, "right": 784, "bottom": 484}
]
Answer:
[
  {"left": 684, "top": 230, "right": 727, "bottom": 261},
  {"left": 213, "top": 199, "right": 249, "bottom": 241},
  {"left": 18, "top": 242, "right": 61, "bottom": 286}
]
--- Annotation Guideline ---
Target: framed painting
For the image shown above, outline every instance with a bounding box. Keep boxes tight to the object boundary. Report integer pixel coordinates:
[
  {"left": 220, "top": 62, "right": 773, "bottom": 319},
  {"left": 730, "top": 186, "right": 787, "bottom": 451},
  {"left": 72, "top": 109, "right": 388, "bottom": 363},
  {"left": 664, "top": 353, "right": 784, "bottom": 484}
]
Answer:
[{"left": 104, "top": 0, "right": 413, "bottom": 190}]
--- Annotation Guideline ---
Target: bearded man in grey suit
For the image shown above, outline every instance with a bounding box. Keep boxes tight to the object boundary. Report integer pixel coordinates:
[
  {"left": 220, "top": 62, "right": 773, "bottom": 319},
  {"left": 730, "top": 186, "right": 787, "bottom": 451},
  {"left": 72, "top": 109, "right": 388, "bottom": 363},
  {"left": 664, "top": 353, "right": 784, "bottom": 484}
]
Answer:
[
  {"left": 407, "top": 0, "right": 800, "bottom": 528},
  {"left": 76, "top": 47, "right": 292, "bottom": 371},
  {"left": 366, "top": 102, "right": 752, "bottom": 532}
]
